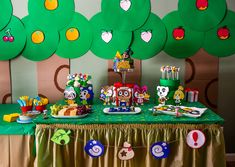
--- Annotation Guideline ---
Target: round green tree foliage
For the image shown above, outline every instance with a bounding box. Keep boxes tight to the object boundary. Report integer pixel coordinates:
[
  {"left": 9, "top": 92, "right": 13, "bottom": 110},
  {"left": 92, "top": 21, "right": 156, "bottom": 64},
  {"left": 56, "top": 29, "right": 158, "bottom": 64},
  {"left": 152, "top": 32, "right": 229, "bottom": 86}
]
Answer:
[
  {"left": 101, "top": 0, "right": 151, "bottom": 31},
  {"left": 163, "top": 11, "right": 204, "bottom": 58},
  {"left": 131, "top": 13, "right": 167, "bottom": 60},
  {"left": 22, "top": 16, "right": 59, "bottom": 61},
  {"left": 28, "top": 0, "right": 75, "bottom": 30},
  {"left": 90, "top": 13, "right": 132, "bottom": 59},
  {"left": 0, "top": 16, "right": 26, "bottom": 60},
  {"left": 0, "top": 0, "right": 13, "bottom": 31},
  {"left": 178, "top": 0, "right": 227, "bottom": 31}
]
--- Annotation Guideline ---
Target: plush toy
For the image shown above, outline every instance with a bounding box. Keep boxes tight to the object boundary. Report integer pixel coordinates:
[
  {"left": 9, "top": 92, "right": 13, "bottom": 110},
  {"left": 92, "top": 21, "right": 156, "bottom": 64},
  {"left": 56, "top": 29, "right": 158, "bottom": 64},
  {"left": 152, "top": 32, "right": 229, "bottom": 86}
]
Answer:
[
  {"left": 116, "top": 87, "right": 132, "bottom": 107},
  {"left": 133, "top": 85, "right": 150, "bottom": 105},
  {"left": 100, "top": 86, "right": 114, "bottom": 105},
  {"left": 80, "top": 85, "right": 94, "bottom": 105},
  {"left": 173, "top": 86, "right": 185, "bottom": 105},
  {"left": 157, "top": 86, "right": 169, "bottom": 106}
]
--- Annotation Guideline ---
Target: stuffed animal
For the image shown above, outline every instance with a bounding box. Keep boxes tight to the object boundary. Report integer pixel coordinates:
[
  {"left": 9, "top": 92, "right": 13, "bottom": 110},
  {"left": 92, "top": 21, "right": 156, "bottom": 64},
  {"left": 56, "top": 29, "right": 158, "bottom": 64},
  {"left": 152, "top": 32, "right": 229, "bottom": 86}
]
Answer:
[
  {"left": 133, "top": 85, "right": 150, "bottom": 105},
  {"left": 157, "top": 86, "right": 169, "bottom": 106}
]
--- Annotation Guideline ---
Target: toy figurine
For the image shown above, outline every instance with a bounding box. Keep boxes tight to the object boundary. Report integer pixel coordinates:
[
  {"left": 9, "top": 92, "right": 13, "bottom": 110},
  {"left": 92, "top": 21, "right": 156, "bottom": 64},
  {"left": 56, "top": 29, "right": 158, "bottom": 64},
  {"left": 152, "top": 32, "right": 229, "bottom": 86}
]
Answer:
[
  {"left": 64, "top": 86, "right": 80, "bottom": 105},
  {"left": 133, "top": 85, "right": 150, "bottom": 105},
  {"left": 113, "top": 48, "right": 134, "bottom": 71},
  {"left": 100, "top": 86, "right": 114, "bottom": 105},
  {"left": 173, "top": 86, "right": 185, "bottom": 106},
  {"left": 80, "top": 85, "right": 94, "bottom": 105},
  {"left": 116, "top": 87, "right": 132, "bottom": 107},
  {"left": 157, "top": 86, "right": 169, "bottom": 106}
]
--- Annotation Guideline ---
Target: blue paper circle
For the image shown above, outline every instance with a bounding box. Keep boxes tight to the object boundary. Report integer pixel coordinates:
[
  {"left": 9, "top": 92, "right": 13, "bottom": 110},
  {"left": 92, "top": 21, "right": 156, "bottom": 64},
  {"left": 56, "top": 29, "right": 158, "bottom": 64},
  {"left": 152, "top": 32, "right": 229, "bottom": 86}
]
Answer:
[
  {"left": 150, "top": 142, "right": 170, "bottom": 159},
  {"left": 84, "top": 140, "right": 105, "bottom": 158}
]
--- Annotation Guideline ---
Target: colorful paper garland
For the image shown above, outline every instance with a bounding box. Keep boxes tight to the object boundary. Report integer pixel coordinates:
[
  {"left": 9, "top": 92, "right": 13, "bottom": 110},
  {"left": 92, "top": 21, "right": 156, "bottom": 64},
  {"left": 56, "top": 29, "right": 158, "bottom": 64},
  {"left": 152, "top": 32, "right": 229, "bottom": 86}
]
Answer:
[
  {"left": 178, "top": 0, "right": 227, "bottom": 31},
  {"left": 90, "top": 13, "right": 132, "bottom": 59},
  {"left": 0, "top": 0, "right": 13, "bottom": 31},
  {"left": 118, "top": 142, "right": 135, "bottom": 160},
  {"left": 186, "top": 130, "right": 206, "bottom": 149},
  {"left": 203, "top": 10, "right": 235, "bottom": 57},
  {"left": 0, "top": 16, "right": 26, "bottom": 61},
  {"left": 150, "top": 142, "right": 170, "bottom": 159},
  {"left": 51, "top": 129, "right": 71, "bottom": 145},
  {"left": 163, "top": 11, "right": 204, "bottom": 58},
  {"left": 28, "top": 0, "right": 75, "bottom": 30},
  {"left": 131, "top": 13, "right": 167, "bottom": 60},
  {"left": 22, "top": 16, "right": 59, "bottom": 61},
  {"left": 84, "top": 140, "right": 105, "bottom": 158},
  {"left": 101, "top": 0, "right": 151, "bottom": 31},
  {"left": 56, "top": 12, "right": 93, "bottom": 59}
]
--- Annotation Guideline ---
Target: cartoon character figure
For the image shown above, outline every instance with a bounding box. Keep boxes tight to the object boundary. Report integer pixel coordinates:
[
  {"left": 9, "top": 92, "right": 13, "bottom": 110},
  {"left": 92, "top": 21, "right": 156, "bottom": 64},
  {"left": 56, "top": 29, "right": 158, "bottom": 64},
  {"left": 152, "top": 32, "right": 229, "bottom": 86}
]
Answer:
[
  {"left": 64, "top": 86, "right": 79, "bottom": 104},
  {"left": 80, "top": 85, "right": 94, "bottom": 105},
  {"left": 157, "top": 86, "right": 169, "bottom": 106},
  {"left": 173, "top": 86, "right": 185, "bottom": 105},
  {"left": 116, "top": 87, "right": 132, "bottom": 107},
  {"left": 133, "top": 85, "right": 150, "bottom": 105},
  {"left": 100, "top": 86, "right": 114, "bottom": 105}
]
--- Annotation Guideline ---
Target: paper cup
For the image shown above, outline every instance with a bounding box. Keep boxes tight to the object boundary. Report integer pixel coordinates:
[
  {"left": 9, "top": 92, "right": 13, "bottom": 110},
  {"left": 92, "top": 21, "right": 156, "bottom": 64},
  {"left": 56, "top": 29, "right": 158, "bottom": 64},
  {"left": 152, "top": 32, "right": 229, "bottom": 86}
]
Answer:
[
  {"left": 35, "top": 105, "right": 46, "bottom": 112},
  {"left": 21, "top": 106, "right": 33, "bottom": 114}
]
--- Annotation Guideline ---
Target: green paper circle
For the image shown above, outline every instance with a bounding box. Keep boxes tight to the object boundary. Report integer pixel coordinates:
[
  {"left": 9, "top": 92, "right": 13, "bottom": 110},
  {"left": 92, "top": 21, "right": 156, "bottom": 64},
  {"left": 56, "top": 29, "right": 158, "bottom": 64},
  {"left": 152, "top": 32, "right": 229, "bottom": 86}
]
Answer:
[
  {"left": 22, "top": 16, "right": 59, "bottom": 61},
  {"left": 101, "top": 0, "right": 151, "bottom": 31},
  {"left": 203, "top": 11, "right": 235, "bottom": 57},
  {"left": 90, "top": 13, "right": 132, "bottom": 59},
  {"left": 0, "top": 16, "right": 26, "bottom": 61},
  {"left": 28, "top": 0, "right": 75, "bottom": 30},
  {"left": 163, "top": 11, "right": 204, "bottom": 58},
  {"left": 131, "top": 13, "right": 166, "bottom": 60},
  {"left": 178, "top": 0, "right": 226, "bottom": 31},
  {"left": 0, "top": 0, "right": 13, "bottom": 30},
  {"left": 56, "top": 13, "right": 92, "bottom": 59}
]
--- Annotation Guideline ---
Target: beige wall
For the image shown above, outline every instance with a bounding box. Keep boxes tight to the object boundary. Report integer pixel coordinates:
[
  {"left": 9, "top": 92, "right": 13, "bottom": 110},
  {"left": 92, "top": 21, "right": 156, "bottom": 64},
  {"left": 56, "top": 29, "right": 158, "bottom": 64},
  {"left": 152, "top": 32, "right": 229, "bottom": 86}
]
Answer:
[{"left": 3, "top": 0, "right": 235, "bottom": 153}]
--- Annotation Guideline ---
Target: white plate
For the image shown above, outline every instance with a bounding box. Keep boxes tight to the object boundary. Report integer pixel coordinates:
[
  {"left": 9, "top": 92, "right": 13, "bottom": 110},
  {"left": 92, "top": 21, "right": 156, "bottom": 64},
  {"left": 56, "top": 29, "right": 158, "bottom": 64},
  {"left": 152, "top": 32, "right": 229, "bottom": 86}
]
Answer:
[
  {"left": 103, "top": 107, "right": 141, "bottom": 115},
  {"left": 27, "top": 110, "right": 41, "bottom": 115},
  {"left": 51, "top": 113, "right": 88, "bottom": 119},
  {"left": 16, "top": 118, "right": 33, "bottom": 124}
]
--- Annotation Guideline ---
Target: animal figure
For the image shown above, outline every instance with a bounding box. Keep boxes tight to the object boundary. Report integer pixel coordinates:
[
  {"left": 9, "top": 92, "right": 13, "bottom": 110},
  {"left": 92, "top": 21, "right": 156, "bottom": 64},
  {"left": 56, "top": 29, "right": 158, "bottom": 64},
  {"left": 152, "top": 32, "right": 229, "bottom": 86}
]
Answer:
[
  {"left": 80, "top": 85, "right": 94, "bottom": 105},
  {"left": 116, "top": 87, "right": 132, "bottom": 107},
  {"left": 133, "top": 85, "right": 150, "bottom": 105},
  {"left": 64, "top": 86, "right": 79, "bottom": 104},
  {"left": 173, "top": 86, "right": 185, "bottom": 105},
  {"left": 100, "top": 86, "right": 114, "bottom": 105},
  {"left": 157, "top": 86, "right": 169, "bottom": 106}
]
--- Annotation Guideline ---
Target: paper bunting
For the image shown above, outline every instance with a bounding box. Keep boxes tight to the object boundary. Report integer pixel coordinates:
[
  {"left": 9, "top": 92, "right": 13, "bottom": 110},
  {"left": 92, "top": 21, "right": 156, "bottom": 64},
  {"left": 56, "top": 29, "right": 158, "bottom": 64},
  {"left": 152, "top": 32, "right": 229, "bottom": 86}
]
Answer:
[
  {"left": 22, "top": 16, "right": 59, "bottom": 61},
  {"left": 101, "top": 0, "right": 151, "bottom": 31},
  {"left": 85, "top": 140, "right": 105, "bottom": 158},
  {"left": 150, "top": 142, "right": 170, "bottom": 159},
  {"left": 51, "top": 129, "right": 71, "bottom": 145},
  {"left": 0, "top": 0, "right": 13, "bottom": 31},
  {"left": 163, "top": 11, "right": 204, "bottom": 58},
  {"left": 186, "top": 130, "right": 205, "bottom": 149},
  {"left": 203, "top": 10, "right": 235, "bottom": 57},
  {"left": 118, "top": 142, "right": 135, "bottom": 160},
  {"left": 90, "top": 13, "right": 132, "bottom": 59},
  {"left": 178, "top": 0, "right": 227, "bottom": 31},
  {"left": 131, "top": 13, "right": 167, "bottom": 60},
  {"left": 0, "top": 16, "right": 26, "bottom": 61},
  {"left": 28, "top": 0, "right": 75, "bottom": 30},
  {"left": 56, "top": 12, "right": 93, "bottom": 59}
]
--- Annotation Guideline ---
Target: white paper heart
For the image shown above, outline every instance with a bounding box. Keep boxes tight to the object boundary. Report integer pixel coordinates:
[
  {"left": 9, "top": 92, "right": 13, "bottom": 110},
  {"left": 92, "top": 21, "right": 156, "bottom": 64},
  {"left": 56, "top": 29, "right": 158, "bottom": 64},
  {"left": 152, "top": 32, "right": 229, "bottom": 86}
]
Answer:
[
  {"left": 141, "top": 31, "right": 152, "bottom": 43},
  {"left": 120, "top": 0, "right": 131, "bottom": 11},
  {"left": 101, "top": 31, "right": 113, "bottom": 43}
]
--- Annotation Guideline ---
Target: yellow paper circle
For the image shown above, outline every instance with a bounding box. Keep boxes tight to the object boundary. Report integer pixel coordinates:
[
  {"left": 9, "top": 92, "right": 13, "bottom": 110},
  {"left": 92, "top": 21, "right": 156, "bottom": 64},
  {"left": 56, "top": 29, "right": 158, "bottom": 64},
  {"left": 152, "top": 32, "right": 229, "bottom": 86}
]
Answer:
[
  {"left": 66, "top": 28, "right": 79, "bottom": 41},
  {"left": 31, "top": 31, "right": 45, "bottom": 44},
  {"left": 44, "top": 0, "right": 58, "bottom": 11}
]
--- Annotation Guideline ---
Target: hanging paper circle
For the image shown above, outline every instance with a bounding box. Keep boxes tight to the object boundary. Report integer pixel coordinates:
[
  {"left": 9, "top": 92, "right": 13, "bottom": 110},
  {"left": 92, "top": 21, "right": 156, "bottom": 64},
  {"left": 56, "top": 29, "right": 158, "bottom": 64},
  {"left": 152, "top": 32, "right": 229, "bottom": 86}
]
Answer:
[
  {"left": 90, "top": 13, "right": 132, "bottom": 59},
  {"left": 22, "top": 16, "right": 59, "bottom": 61},
  {"left": 118, "top": 142, "right": 135, "bottom": 161},
  {"left": 0, "top": 16, "right": 26, "bottom": 61},
  {"left": 101, "top": 0, "right": 151, "bottom": 31},
  {"left": 0, "top": 0, "right": 13, "bottom": 31},
  {"left": 84, "top": 140, "right": 105, "bottom": 158},
  {"left": 51, "top": 129, "right": 71, "bottom": 145},
  {"left": 56, "top": 13, "right": 93, "bottom": 59},
  {"left": 150, "top": 142, "right": 170, "bottom": 159},
  {"left": 178, "top": 0, "right": 227, "bottom": 31},
  {"left": 28, "top": 0, "right": 75, "bottom": 30},
  {"left": 131, "top": 13, "right": 166, "bottom": 60},
  {"left": 163, "top": 11, "right": 204, "bottom": 58},
  {"left": 203, "top": 11, "right": 235, "bottom": 57},
  {"left": 186, "top": 130, "right": 206, "bottom": 149}
]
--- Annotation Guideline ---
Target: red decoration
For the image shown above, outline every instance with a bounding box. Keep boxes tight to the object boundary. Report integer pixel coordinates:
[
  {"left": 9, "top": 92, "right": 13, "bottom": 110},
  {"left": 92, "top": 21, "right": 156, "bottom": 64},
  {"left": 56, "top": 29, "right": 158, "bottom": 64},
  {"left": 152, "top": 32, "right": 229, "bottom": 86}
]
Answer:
[
  {"left": 217, "top": 26, "right": 230, "bottom": 40},
  {"left": 196, "top": 0, "right": 208, "bottom": 11},
  {"left": 114, "top": 82, "right": 134, "bottom": 106},
  {"left": 173, "top": 27, "right": 185, "bottom": 40}
]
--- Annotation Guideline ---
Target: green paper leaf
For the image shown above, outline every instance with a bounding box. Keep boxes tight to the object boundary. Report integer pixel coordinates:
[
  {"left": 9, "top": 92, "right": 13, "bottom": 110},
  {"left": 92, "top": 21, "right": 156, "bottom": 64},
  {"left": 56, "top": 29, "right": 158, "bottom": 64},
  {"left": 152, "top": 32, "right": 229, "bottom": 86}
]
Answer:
[
  {"left": 51, "top": 129, "right": 71, "bottom": 145},
  {"left": 0, "top": 0, "right": 13, "bottom": 31}
]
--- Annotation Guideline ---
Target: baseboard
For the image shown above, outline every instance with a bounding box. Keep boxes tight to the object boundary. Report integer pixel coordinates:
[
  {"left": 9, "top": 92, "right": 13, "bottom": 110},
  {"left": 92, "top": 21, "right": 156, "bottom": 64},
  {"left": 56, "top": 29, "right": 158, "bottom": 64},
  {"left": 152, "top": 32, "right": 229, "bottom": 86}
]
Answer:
[{"left": 226, "top": 153, "right": 235, "bottom": 162}]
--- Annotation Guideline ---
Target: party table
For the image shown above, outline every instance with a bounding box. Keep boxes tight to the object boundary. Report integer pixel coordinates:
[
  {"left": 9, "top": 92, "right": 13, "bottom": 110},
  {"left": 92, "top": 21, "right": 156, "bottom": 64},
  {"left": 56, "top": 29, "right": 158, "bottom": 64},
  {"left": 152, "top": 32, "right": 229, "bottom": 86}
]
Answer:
[{"left": 32, "top": 101, "right": 225, "bottom": 167}]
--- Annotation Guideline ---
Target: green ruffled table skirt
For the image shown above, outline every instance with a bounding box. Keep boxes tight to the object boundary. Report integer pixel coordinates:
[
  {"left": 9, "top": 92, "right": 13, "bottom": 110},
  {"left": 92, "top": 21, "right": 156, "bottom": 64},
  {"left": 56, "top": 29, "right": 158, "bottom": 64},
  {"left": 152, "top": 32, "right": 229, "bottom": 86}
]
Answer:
[{"left": 35, "top": 124, "right": 226, "bottom": 167}]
